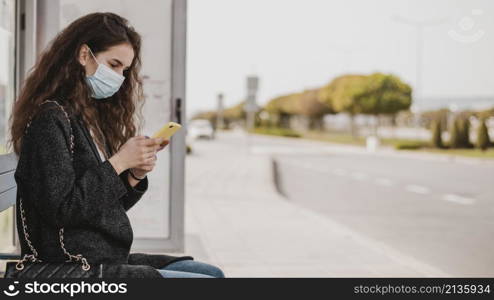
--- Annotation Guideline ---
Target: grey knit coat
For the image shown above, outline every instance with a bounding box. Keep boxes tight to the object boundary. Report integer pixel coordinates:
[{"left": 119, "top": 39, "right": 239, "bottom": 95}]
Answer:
[{"left": 13, "top": 101, "right": 192, "bottom": 278}]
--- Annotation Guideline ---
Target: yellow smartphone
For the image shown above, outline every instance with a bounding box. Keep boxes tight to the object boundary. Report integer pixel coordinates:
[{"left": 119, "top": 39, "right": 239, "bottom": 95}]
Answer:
[{"left": 152, "top": 122, "right": 182, "bottom": 140}]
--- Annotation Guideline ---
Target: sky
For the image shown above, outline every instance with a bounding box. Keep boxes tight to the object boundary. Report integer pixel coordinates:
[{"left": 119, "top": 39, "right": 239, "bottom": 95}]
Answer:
[{"left": 186, "top": 0, "right": 494, "bottom": 117}]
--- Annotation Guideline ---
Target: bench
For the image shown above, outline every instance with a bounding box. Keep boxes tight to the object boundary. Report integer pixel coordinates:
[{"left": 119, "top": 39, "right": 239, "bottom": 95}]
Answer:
[{"left": 0, "top": 153, "right": 22, "bottom": 277}]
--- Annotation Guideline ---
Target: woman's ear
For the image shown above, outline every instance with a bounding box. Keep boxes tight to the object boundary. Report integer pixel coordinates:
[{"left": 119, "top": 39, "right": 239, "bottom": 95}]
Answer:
[{"left": 78, "top": 44, "right": 90, "bottom": 66}]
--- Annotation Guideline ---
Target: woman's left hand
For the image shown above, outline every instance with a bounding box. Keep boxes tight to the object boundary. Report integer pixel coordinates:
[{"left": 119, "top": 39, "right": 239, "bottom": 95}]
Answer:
[
  {"left": 156, "top": 139, "right": 170, "bottom": 152},
  {"left": 131, "top": 138, "right": 170, "bottom": 177}
]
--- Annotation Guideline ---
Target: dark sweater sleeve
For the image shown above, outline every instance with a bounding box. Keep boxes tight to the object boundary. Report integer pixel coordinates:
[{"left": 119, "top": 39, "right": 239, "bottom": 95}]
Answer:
[
  {"left": 23, "top": 107, "right": 128, "bottom": 228},
  {"left": 118, "top": 169, "right": 148, "bottom": 211}
]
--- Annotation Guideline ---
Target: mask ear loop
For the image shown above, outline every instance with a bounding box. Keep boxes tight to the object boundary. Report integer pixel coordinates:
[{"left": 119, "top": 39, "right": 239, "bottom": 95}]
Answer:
[{"left": 87, "top": 46, "right": 100, "bottom": 65}]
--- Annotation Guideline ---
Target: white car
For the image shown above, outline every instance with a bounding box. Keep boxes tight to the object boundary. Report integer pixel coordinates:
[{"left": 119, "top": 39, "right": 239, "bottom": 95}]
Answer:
[{"left": 187, "top": 119, "right": 215, "bottom": 140}]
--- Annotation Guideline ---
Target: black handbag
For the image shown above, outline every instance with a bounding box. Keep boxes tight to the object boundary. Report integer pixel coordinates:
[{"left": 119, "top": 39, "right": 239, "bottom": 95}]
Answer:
[{"left": 5, "top": 100, "right": 103, "bottom": 278}]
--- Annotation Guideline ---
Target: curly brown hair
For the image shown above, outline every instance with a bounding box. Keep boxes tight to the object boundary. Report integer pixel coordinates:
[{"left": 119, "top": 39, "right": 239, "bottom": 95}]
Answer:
[{"left": 8, "top": 12, "right": 144, "bottom": 158}]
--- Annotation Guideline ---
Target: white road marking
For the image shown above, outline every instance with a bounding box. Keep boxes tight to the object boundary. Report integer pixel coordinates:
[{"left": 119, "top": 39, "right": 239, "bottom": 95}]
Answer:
[
  {"left": 442, "top": 194, "right": 476, "bottom": 205},
  {"left": 351, "top": 172, "right": 368, "bottom": 181},
  {"left": 375, "top": 178, "right": 394, "bottom": 187},
  {"left": 405, "top": 185, "right": 431, "bottom": 195}
]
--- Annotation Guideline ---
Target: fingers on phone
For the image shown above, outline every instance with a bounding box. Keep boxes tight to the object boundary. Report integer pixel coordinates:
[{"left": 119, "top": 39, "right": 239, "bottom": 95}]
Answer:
[{"left": 141, "top": 138, "right": 158, "bottom": 146}]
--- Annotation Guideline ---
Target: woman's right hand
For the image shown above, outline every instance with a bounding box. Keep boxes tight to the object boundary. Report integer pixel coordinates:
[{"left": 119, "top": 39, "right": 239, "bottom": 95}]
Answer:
[{"left": 109, "top": 136, "right": 163, "bottom": 175}]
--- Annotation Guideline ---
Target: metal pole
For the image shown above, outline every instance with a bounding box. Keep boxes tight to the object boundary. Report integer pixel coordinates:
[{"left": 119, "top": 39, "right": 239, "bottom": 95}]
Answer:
[
  {"left": 416, "top": 26, "right": 423, "bottom": 100},
  {"left": 392, "top": 15, "right": 447, "bottom": 138},
  {"left": 168, "top": 0, "right": 188, "bottom": 252},
  {"left": 217, "top": 93, "right": 224, "bottom": 130},
  {"left": 391, "top": 15, "right": 447, "bottom": 102}
]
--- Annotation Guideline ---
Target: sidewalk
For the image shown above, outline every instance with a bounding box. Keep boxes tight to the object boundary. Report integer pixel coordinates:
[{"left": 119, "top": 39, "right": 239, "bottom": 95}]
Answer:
[{"left": 183, "top": 131, "right": 449, "bottom": 277}]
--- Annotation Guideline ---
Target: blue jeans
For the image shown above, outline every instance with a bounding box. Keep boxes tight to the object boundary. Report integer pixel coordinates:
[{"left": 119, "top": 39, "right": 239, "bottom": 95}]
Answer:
[{"left": 156, "top": 260, "right": 225, "bottom": 278}]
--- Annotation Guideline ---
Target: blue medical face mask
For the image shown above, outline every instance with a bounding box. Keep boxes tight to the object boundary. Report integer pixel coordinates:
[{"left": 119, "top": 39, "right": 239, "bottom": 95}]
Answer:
[{"left": 85, "top": 47, "right": 125, "bottom": 99}]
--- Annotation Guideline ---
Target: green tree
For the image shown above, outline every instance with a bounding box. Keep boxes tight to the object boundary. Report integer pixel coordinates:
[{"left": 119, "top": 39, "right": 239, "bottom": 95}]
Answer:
[
  {"left": 223, "top": 101, "right": 247, "bottom": 128},
  {"left": 357, "top": 73, "right": 412, "bottom": 136},
  {"left": 319, "top": 73, "right": 412, "bottom": 137},
  {"left": 191, "top": 111, "right": 218, "bottom": 129},
  {"left": 357, "top": 73, "right": 413, "bottom": 116},
  {"left": 458, "top": 118, "right": 472, "bottom": 148},
  {"left": 431, "top": 119, "right": 444, "bottom": 149},
  {"left": 264, "top": 91, "right": 333, "bottom": 130},
  {"left": 298, "top": 89, "right": 334, "bottom": 130},
  {"left": 477, "top": 107, "right": 494, "bottom": 120},
  {"left": 419, "top": 109, "right": 449, "bottom": 130},
  {"left": 264, "top": 94, "right": 299, "bottom": 128},
  {"left": 319, "top": 74, "right": 368, "bottom": 137},
  {"left": 449, "top": 118, "right": 461, "bottom": 149},
  {"left": 477, "top": 119, "right": 490, "bottom": 151}
]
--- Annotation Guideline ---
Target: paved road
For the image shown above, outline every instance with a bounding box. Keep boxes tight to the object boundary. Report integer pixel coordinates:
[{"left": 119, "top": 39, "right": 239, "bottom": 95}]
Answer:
[{"left": 249, "top": 133, "right": 494, "bottom": 276}]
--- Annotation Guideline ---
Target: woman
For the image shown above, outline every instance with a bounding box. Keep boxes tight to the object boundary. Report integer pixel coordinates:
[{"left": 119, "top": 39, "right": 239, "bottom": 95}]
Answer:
[{"left": 8, "top": 12, "right": 224, "bottom": 279}]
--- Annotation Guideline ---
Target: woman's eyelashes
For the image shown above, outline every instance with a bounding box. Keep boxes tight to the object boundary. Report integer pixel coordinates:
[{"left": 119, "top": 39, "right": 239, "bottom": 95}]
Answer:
[
  {"left": 106, "top": 59, "right": 120, "bottom": 69},
  {"left": 108, "top": 60, "right": 129, "bottom": 73}
]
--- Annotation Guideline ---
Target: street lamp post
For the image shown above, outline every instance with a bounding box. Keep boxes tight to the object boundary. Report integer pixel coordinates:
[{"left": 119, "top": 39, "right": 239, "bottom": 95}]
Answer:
[
  {"left": 392, "top": 15, "right": 447, "bottom": 139},
  {"left": 391, "top": 15, "right": 447, "bottom": 107}
]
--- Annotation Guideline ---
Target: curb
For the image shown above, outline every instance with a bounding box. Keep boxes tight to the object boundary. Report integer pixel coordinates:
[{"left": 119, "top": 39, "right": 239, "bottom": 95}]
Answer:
[{"left": 271, "top": 157, "right": 286, "bottom": 199}]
